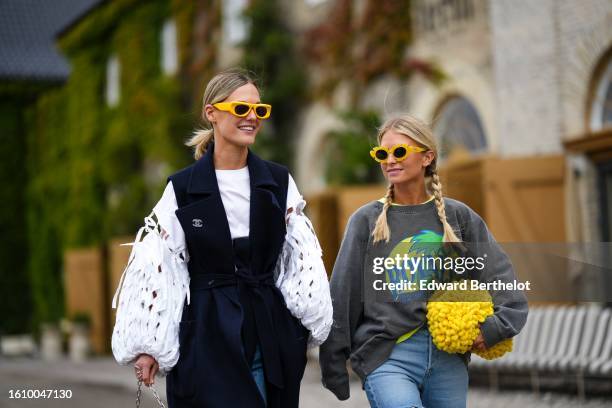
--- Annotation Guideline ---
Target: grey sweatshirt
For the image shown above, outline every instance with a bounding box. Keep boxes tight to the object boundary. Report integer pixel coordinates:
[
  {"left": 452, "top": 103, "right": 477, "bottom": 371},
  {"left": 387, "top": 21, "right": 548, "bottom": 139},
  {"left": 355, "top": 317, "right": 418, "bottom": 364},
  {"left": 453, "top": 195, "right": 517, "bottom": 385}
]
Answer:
[{"left": 319, "top": 198, "right": 529, "bottom": 401}]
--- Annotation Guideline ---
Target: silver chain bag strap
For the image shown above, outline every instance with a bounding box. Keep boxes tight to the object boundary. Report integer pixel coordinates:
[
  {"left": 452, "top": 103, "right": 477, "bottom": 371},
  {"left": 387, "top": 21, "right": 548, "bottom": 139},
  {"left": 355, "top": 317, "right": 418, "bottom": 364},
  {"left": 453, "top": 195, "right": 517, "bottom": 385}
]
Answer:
[{"left": 136, "top": 380, "right": 166, "bottom": 408}]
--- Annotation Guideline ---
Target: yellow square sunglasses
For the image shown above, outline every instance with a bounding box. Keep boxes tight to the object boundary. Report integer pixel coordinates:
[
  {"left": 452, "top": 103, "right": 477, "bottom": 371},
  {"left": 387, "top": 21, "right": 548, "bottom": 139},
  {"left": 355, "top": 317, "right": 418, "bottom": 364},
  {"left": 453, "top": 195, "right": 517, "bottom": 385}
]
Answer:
[{"left": 213, "top": 101, "right": 272, "bottom": 119}]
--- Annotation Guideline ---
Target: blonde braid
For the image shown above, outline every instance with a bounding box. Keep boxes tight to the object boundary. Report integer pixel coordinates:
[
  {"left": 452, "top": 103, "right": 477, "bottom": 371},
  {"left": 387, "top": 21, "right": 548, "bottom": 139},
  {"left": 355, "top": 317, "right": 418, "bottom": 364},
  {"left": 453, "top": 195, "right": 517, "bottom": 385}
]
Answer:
[
  {"left": 431, "top": 172, "right": 461, "bottom": 242},
  {"left": 372, "top": 184, "right": 394, "bottom": 244}
]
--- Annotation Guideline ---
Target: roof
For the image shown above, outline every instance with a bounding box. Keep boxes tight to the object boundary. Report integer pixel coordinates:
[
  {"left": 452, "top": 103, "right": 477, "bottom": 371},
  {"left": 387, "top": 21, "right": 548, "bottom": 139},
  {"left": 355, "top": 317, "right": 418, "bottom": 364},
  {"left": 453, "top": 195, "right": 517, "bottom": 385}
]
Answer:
[{"left": 0, "top": 0, "right": 102, "bottom": 82}]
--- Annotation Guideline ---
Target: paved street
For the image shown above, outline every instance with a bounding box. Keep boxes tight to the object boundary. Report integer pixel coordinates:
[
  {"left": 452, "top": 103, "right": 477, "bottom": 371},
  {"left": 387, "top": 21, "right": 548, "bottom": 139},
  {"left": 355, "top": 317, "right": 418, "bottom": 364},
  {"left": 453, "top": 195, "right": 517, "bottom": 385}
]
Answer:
[
  {"left": 0, "top": 355, "right": 610, "bottom": 408},
  {"left": 0, "top": 358, "right": 160, "bottom": 408}
]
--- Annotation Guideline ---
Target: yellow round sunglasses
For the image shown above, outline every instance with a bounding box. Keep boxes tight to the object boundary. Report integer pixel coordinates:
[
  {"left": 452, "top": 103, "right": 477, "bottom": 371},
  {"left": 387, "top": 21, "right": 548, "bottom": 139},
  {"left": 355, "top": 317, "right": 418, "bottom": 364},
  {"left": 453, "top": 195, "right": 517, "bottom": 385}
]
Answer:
[
  {"left": 369, "top": 144, "right": 426, "bottom": 163},
  {"left": 213, "top": 101, "right": 272, "bottom": 119}
]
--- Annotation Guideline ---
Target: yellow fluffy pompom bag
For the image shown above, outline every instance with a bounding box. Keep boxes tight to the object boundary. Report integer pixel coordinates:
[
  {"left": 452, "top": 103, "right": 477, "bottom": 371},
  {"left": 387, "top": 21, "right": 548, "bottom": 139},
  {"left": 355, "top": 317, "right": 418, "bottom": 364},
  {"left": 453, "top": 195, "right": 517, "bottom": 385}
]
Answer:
[{"left": 426, "top": 281, "right": 513, "bottom": 360}]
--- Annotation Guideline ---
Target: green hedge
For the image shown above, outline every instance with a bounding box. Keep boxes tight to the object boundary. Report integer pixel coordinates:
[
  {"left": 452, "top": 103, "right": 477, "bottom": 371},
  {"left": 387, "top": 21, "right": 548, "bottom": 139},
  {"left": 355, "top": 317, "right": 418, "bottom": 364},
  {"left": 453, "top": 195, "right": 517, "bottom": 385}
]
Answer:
[
  {"left": 25, "top": 0, "right": 194, "bottom": 329},
  {"left": 324, "top": 110, "right": 382, "bottom": 185},
  {"left": 0, "top": 100, "right": 32, "bottom": 334}
]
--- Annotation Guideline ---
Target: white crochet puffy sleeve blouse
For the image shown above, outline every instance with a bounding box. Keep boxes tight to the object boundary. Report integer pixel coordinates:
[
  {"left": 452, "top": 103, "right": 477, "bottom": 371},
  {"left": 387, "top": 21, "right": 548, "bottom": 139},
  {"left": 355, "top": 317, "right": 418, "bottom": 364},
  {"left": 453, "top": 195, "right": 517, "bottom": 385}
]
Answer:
[
  {"left": 276, "top": 175, "right": 333, "bottom": 348},
  {"left": 112, "top": 174, "right": 333, "bottom": 374}
]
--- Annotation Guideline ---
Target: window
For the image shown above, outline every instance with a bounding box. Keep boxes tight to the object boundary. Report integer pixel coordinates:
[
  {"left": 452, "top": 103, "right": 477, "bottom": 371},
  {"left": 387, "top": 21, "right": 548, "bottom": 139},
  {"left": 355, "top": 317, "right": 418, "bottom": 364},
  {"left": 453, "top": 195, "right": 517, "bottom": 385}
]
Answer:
[
  {"left": 413, "top": 0, "right": 475, "bottom": 34},
  {"left": 223, "top": 0, "right": 247, "bottom": 45},
  {"left": 597, "top": 162, "right": 612, "bottom": 241},
  {"left": 433, "top": 96, "right": 487, "bottom": 159},
  {"left": 590, "top": 58, "right": 612, "bottom": 131},
  {"left": 161, "top": 19, "right": 178, "bottom": 76},
  {"left": 106, "top": 54, "right": 120, "bottom": 107}
]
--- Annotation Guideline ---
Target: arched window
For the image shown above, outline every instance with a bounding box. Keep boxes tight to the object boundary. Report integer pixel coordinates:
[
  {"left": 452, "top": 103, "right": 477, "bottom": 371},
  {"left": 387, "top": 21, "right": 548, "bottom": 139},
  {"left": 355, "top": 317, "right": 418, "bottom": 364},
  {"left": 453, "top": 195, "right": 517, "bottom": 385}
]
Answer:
[
  {"left": 433, "top": 96, "right": 487, "bottom": 158},
  {"left": 589, "top": 57, "right": 612, "bottom": 131}
]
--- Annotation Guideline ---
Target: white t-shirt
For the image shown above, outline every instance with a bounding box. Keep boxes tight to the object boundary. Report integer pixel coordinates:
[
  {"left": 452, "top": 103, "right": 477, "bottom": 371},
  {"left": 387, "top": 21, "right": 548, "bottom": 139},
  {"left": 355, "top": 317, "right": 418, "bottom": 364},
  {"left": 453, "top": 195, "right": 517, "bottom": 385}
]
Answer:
[
  {"left": 215, "top": 166, "right": 251, "bottom": 239},
  {"left": 153, "top": 169, "right": 303, "bottom": 246},
  {"left": 215, "top": 167, "right": 302, "bottom": 238}
]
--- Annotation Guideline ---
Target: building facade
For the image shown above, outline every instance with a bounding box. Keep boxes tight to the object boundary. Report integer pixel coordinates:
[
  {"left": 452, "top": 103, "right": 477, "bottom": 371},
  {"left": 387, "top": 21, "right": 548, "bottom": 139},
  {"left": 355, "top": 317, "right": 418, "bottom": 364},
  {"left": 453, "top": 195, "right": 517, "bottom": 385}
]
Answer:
[{"left": 405, "top": 0, "right": 612, "bottom": 244}]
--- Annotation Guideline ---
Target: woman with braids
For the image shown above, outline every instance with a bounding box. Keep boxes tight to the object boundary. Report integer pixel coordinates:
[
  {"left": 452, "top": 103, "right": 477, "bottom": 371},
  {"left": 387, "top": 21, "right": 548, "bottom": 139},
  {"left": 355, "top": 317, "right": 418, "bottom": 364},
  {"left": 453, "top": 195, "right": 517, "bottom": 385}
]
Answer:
[{"left": 319, "top": 114, "right": 527, "bottom": 407}]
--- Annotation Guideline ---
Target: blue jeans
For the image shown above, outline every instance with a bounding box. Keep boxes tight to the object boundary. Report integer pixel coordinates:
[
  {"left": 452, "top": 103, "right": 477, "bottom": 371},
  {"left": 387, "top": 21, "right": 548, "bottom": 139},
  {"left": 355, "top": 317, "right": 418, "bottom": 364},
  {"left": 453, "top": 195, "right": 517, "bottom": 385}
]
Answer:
[
  {"left": 251, "top": 346, "right": 267, "bottom": 406},
  {"left": 364, "top": 327, "right": 468, "bottom": 408}
]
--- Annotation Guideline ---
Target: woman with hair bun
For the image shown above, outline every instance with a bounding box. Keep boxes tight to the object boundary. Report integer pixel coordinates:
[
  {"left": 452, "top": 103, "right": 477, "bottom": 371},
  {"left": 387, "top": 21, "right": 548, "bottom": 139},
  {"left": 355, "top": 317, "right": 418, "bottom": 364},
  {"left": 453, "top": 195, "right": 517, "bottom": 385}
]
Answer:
[
  {"left": 112, "top": 68, "right": 332, "bottom": 407},
  {"left": 319, "top": 114, "right": 528, "bottom": 407}
]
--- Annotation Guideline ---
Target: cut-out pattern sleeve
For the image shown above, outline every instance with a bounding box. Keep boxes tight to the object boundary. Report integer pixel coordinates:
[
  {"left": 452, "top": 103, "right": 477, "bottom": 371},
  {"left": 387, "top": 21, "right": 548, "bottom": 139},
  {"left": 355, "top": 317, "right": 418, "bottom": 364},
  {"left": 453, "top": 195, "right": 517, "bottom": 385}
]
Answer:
[
  {"left": 111, "top": 181, "right": 190, "bottom": 375},
  {"left": 275, "top": 174, "right": 333, "bottom": 348}
]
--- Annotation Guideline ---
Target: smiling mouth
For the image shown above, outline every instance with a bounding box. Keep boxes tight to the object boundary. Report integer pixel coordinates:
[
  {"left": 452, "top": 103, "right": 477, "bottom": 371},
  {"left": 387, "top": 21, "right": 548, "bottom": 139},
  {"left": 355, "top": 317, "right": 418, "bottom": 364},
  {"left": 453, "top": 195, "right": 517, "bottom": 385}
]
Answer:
[{"left": 238, "top": 125, "right": 256, "bottom": 132}]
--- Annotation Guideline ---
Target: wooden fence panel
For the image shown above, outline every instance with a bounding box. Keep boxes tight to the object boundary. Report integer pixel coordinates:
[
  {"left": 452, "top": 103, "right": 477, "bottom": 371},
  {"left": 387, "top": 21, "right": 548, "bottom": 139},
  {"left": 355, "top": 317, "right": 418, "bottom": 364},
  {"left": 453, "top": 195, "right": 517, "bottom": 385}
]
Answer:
[
  {"left": 305, "top": 192, "right": 339, "bottom": 276},
  {"left": 64, "top": 248, "right": 108, "bottom": 354},
  {"left": 438, "top": 158, "right": 485, "bottom": 217},
  {"left": 335, "top": 185, "right": 386, "bottom": 239},
  {"left": 483, "top": 156, "right": 566, "bottom": 242},
  {"left": 439, "top": 155, "right": 565, "bottom": 242},
  {"left": 307, "top": 185, "right": 385, "bottom": 272}
]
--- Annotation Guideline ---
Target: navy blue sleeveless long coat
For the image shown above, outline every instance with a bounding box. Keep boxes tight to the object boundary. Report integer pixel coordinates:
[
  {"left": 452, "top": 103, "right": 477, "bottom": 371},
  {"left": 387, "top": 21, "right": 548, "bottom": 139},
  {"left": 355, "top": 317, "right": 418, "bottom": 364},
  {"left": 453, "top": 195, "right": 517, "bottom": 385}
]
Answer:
[{"left": 165, "top": 144, "right": 308, "bottom": 407}]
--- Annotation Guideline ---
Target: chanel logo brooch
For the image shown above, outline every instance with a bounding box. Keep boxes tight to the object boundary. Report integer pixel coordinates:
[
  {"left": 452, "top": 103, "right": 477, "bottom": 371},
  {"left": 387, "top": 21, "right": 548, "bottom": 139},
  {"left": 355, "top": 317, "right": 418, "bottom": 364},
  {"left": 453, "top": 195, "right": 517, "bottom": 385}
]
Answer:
[{"left": 192, "top": 218, "right": 204, "bottom": 228}]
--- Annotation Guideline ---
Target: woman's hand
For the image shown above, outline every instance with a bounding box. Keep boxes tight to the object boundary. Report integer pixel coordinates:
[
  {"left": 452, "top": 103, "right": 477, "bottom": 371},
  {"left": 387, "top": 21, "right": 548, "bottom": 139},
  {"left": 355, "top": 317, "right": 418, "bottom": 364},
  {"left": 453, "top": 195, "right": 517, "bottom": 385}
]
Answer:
[
  {"left": 134, "top": 354, "right": 159, "bottom": 386},
  {"left": 471, "top": 331, "right": 487, "bottom": 352}
]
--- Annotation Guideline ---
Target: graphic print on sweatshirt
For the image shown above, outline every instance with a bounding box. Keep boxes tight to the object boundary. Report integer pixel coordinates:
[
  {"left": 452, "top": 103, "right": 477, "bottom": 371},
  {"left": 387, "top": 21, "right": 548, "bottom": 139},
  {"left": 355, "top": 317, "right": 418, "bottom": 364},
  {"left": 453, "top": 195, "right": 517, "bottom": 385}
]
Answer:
[{"left": 384, "top": 229, "right": 460, "bottom": 302}]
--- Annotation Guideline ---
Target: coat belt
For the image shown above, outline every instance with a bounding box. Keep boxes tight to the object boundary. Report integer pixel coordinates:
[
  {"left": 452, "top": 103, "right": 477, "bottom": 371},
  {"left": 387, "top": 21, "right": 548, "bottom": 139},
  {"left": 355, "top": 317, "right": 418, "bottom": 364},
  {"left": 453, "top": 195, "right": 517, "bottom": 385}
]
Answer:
[{"left": 190, "top": 271, "right": 284, "bottom": 389}]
